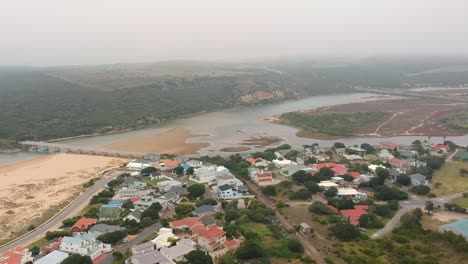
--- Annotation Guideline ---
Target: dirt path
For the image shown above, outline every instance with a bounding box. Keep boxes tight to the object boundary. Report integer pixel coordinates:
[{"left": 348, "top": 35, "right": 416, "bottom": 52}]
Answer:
[{"left": 373, "top": 111, "right": 406, "bottom": 135}]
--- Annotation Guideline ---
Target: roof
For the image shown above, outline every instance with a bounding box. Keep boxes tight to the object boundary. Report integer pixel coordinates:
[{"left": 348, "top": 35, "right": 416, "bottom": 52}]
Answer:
[
  {"left": 337, "top": 188, "right": 359, "bottom": 196},
  {"left": 332, "top": 165, "right": 348, "bottom": 176},
  {"left": 246, "top": 158, "right": 261, "bottom": 164},
  {"left": 89, "top": 224, "right": 125, "bottom": 234},
  {"left": 197, "top": 214, "right": 217, "bottom": 226},
  {"left": 341, "top": 206, "right": 368, "bottom": 225},
  {"left": 202, "top": 226, "right": 225, "bottom": 239},
  {"left": 62, "top": 233, "right": 93, "bottom": 244},
  {"left": 256, "top": 172, "right": 272, "bottom": 178},
  {"left": 433, "top": 144, "right": 450, "bottom": 151},
  {"left": 131, "top": 250, "right": 168, "bottom": 264},
  {"left": 72, "top": 218, "right": 97, "bottom": 230},
  {"left": 223, "top": 239, "right": 240, "bottom": 248},
  {"left": 327, "top": 205, "right": 339, "bottom": 213},
  {"left": 160, "top": 243, "right": 195, "bottom": 260},
  {"left": 218, "top": 184, "right": 232, "bottom": 192},
  {"left": 440, "top": 219, "right": 468, "bottom": 236},
  {"left": 194, "top": 205, "right": 217, "bottom": 215},
  {"left": 389, "top": 157, "right": 407, "bottom": 164},
  {"left": 35, "top": 250, "right": 69, "bottom": 264},
  {"left": 164, "top": 160, "right": 179, "bottom": 167},
  {"left": 0, "top": 251, "right": 22, "bottom": 264},
  {"left": 311, "top": 162, "right": 337, "bottom": 169},
  {"left": 128, "top": 209, "right": 143, "bottom": 219},
  {"left": 381, "top": 141, "right": 398, "bottom": 148},
  {"left": 410, "top": 173, "right": 427, "bottom": 181},
  {"left": 348, "top": 171, "right": 361, "bottom": 179},
  {"left": 170, "top": 217, "right": 203, "bottom": 229},
  {"left": 133, "top": 242, "right": 154, "bottom": 252},
  {"left": 129, "top": 197, "right": 141, "bottom": 203}
]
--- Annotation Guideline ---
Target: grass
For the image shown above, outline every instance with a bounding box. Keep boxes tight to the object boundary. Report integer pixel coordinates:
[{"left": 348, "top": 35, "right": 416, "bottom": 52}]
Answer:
[
  {"left": 238, "top": 222, "right": 272, "bottom": 237},
  {"left": 431, "top": 161, "right": 468, "bottom": 195},
  {"left": 143, "top": 177, "right": 169, "bottom": 185},
  {"left": 452, "top": 197, "right": 468, "bottom": 208},
  {"left": 27, "top": 237, "right": 50, "bottom": 248},
  {"left": 363, "top": 217, "right": 390, "bottom": 236}
]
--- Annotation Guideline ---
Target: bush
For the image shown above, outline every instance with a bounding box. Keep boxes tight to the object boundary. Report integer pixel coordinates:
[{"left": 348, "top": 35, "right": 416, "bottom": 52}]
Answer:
[
  {"left": 62, "top": 255, "right": 92, "bottom": 264},
  {"left": 195, "top": 198, "right": 217, "bottom": 207},
  {"left": 175, "top": 204, "right": 196, "bottom": 217},
  {"left": 308, "top": 201, "right": 332, "bottom": 214},
  {"left": 396, "top": 174, "right": 411, "bottom": 186},
  {"left": 287, "top": 239, "right": 304, "bottom": 253},
  {"left": 62, "top": 217, "right": 80, "bottom": 227},
  {"left": 289, "top": 188, "right": 312, "bottom": 200},
  {"left": 45, "top": 230, "right": 72, "bottom": 240},
  {"left": 262, "top": 186, "right": 276, "bottom": 196},
  {"left": 330, "top": 222, "right": 360, "bottom": 241},
  {"left": 411, "top": 185, "right": 431, "bottom": 195},
  {"left": 236, "top": 240, "right": 264, "bottom": 260},
  {"left": 187, "top": 184, "right": 205, "bottom": 199},
  {"left": 97, "top": 230, "right": 126, "bottom": 244}
]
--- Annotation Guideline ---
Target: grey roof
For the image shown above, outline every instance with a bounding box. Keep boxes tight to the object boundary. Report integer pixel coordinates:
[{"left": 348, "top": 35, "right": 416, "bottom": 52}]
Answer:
[
  {"left": 193, "top": 205, "right": 217, "bottom": 215},
  {"left": 197, "top": 214, "right": 216, "bottom": 226},
  {"left": 218, "top": 184, "right": 232, "bottom": 192},
  {"left": 388, "top": 169, "right": 400, "bottom": 176},
  {"left": 410, "top": 173, "right": 427, "bottom": 181},
  {"left": 62, "top": 233, "right": 93, "bottom": 244},
  {"left": 161, "top": 191, "right": 178, "bottom": 200},
  {"left": 132, "top": 241, "right": 155, "bottom": 253},
  {"left": 160, "top": 243, "right": 195, "bottom": 260},
  {"left": 131, "top": 249, "right": 168, "bottom": 264},
  {"left": 34, "top": 250, "right": 69, "bottom": 264},
  {"left": 89, "top": 224, "right": 125, "bottom": 234},
  {"left": 127, "top": 209, "right": 143, "bottom": 220},
  {"left": 170, "top": 186, "right": 187, "bottom": 195}
]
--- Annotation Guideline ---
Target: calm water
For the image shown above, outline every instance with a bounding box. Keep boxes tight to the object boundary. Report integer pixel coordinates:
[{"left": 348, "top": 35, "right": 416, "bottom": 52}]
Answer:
[
  {"left": 2, "top": 92, "right": 467, "bottom": 164},
  {"left": 0, "top": 152, "right": 46, "bottom": 167}
]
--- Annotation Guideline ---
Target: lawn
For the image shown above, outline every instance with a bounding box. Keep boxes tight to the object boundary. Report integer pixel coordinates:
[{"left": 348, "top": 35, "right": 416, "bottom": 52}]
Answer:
[
  {"left": 143, "top": 177, "right": 169, "bottom": 185},
  {"left": 431, "top": 161, "right": 468, "bottom": 196},
  {"left": 452, "top": 197, "right": 468, "bottom": 208},
  {"left": 238, "top": 222, "right": 272, "bottom": 237}
]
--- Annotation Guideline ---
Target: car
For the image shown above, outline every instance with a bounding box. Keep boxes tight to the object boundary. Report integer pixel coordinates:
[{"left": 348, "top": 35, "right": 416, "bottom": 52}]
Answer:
[
  {"left": 103, "top": 247, "right": 113, "bottom": 253},
  {"left": 122, "top": 237, "right": 128, "bottom": 243}
]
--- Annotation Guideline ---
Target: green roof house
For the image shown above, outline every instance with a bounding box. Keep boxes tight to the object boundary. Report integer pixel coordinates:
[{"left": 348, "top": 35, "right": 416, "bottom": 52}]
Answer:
[{"left": 124, "top": 209, "right": 143, "bottom": 223}]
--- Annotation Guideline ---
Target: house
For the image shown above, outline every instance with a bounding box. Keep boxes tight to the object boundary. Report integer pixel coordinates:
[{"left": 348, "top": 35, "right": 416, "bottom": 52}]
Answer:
[
  {"left": 357, "top": 188, "right": 375, "bottom": 197},
  {"left": 59, "top": 233, "right": 111, "bottom": 260},
  {"left": 134, "top": 196, "right": 172, "bottom": 212},
  {"left": 312, "top": 154, "right": 330, "bottom": 162},
  {"left": 378, "top": 149, "right": 394, "bottom": 160},
  {"left": 88, "top": 224, "right": 126, "bottom": 238},
  {"left": 347, "top": 171, "right": 361, "bottom": 179},
  {"left": 170, "top": 217, "right": 204, "bottom": 231},
  {"left": 348, "top": 147, "right": 366, "bottom": 153},
  {"left": 272, "top": 159, "right": 297, "bottom": 168},
  {"left": 198, "top": 226, "right": 226, "bottom": 251},
  {"left": 217, "top": 184, "right": 254, "bottom": 200},
  {"left": 144, "top": 153, "right": 161, "bottom": 161},
  {"left": 340, "top": 205, "right": 369, "bottom": 226},
  {"left": 287, "top": 165, "right": 314, "bottom": 176},
  {"left": 124, "top": 209, "right": 143, "bottom": 223},
  {"left": 151, "top": 228, "right": 177, "bottom": 249},
  {"left": 157, "top": 180, "right": 183, "bottom": 192},
  {"left": 40, "top": 238, "right": 62, "bottom": 254},
  {"left": 252, "top": 172, "right": 274, "bottom": 185},
  {"left": 331, "top": 177, "right": 344, "bottom": 184},
  {"left": 130, "top": 249, "right": 169, "bottom": 264},
  {"left": 98, "top": 204, "right": 121, "bottom": 221},
  {"left": 160, "top": 191, "right": 180, "bottom": 203},
  {"left": 193, "top": 205, "right": 218, "bottom": 216},
  {"left": 198, "top": 214, "right": 217, "bottom": 226},
  {"left": 186, "top": 160, "right": 203, "bottom": 168},
  {"left": 318, "top": 181, "right": 339, "bottom": 189},
  {"left": 299, "top": 223, "right": 311, "bottom": 234},
  {"left": 389, "top": 157, "right": 409, "bottom": 170},
  {"left": 439, "top": 219, "right": 468, "bottom": 242},
  {"left": 343, "top": 154, "right": 363, "bottom": 161},
  {"left": 364, "top": 154, "right": 379, "bottom": 161},
  {"left": 337, "top": 188, "right": 368, "bottom": 201},
  {"left": 123, "top": 176, "right": 148, "bottom": 190},
  {"left": 34, "top": 250, "right": 69, "bottom": 264},
  {"left": 159, "top": 160, "right": 180, "bottom": 170},
  {"left": 113, "top": 188, "right": 151, "bottom": 201},
  {"left": 0, "top": 247, "right": 32, "bottom": 264},
  {"left": 331, "top": 165, "right": 348, "bottom": 176},
  {"left": 388, "top": 169, "right": 401, "bottom": 182},
  {"left": 132, "top": 242, "right": 155, "bottom": 255},
  {"left": 399, "top": 150, "right": 417, "bottom": 159},
  {"left": 310, "top": 162, "right": 337, "bottom": 170},
  {"left": 160, "top": 239, "right": 196, "bottom": 263},
  {"left": 127, "top": 159, "right": 153, "bottom": 171},
  {"left": 432, "top": 144, "right": 450, "bottom": 153},
  {"left": 368, "top": 164, "right": 385, "bottom": 172},
  {"left": 245, "top": 158, "right": 269, "bottom": 167},
  {"left": 216, "top": 174, "right": 244, "bottom": 187},
  {"left": 191, "top": 165, "right": 231, "bottom": 183},
  {"left": 71, "top": 218, "right": 98, "bottom": 233},
  {"left": 409, "top": 173, "right": 428, "bottom": 186},
  {"left": 380, "top": 141, "right": 399, "bottom": 150}
]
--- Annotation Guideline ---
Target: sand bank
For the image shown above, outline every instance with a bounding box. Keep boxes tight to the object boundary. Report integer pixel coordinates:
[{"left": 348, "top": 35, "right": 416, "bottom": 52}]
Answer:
[
  {"left": 104, "top": 128, "right": 209, "bottom": 155},
  {"left": 0, "top": 153, "right": 127, "bottom": 240}
]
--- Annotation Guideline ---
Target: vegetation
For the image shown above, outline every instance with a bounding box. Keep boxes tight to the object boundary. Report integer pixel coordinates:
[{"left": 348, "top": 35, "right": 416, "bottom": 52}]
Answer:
[
  {"left": 187, "top": 184, "right": 205, "bottom": 199},
  {"left": 183, "top": 250, "right": 213, "bottom": 264},
  {"left": 97, "top": 230, "right": 127, "bottom": 244},
  {"left": 431, "top": 161, "right": 468, "bottom": 195},
  {"left": 62, "top": 255, "right": 92, "bottom": 264},
  {"left": 411, "top": 185, "right": 431, "bottom": 195}
]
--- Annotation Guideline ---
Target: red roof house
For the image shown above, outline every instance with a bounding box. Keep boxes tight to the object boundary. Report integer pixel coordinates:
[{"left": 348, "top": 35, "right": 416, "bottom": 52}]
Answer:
[
  {"left": 432, "top": 144, "right": 450, "bottom": 152},
  {"left": 170, "top": 217, "right": 203, "bottom": 230},
  {"left": 72, "top": 218, "right": 98, "bottom": 233},
  {"left": 348, "top": 171, "right": 361, "bottom": 179},
  {"left": 340, "top": 205, "right": 369, "bottom": 226},
  {"left": 331, "top": 165, "right": 348, "bottom": 176},
  {"left": 380, "top": 141, "right": 398, "bottom": 150}
]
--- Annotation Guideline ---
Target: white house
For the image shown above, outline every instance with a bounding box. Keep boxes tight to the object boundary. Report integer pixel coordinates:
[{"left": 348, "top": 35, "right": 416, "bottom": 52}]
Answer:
[
  {"left": 337, "top": 188, "right": 368, "bottom": 201},
  {"left": 127, "top": 159, "right": 153, "bottom": 171},
  {"left": 272, "top": 159, "right": 297, "bottom": 168},
  {"left": 287, "top": 164, "right": 314, "bottom": 176},
  {"left": 217, "top": 184, "right": 254, "bottom": 200},
  {"left": 151, "top": 228, "right": 177, "bottom": 249},
  {"left": 59, "top": 233, "right": 111, "bottom": 260},
  {"left": 410, "top": 173, "right": 428, "bottom": 186},
  {"left": 216, "top": 175, "right": 244, "bottom": 187},
  {"left": 318, "top": 180, "right": 339, "bottom": 189},
  {"left": 343, "top": 154, "right": 363, "bottom": 161},
  {"left": 377, "top": 150, "right": 394, "bottom": 160},
  {"left": 34, "top": 250, "right": 69, "bottom": 264},
  {"left": 191, "top": 165, "right": 231, "bottom": 183},
  {"left": 157, "top": 180, "right": 183, "bottom": 192},
  {"left": 113, "top": 188, "right": 151, "bottom": 201}
]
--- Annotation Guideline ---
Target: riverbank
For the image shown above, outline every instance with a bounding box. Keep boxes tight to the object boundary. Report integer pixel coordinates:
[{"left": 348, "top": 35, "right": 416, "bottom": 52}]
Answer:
[
  {"left": 104, "top": 128, "right": 209, "bottom": 155},
  {"left": 0, "top": 153, "right": 127, "bottom": 241}
]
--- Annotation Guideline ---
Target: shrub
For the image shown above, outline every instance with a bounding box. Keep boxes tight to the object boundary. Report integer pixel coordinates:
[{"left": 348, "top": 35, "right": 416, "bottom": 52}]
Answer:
[{"left": 411, "top": 185, "right": 431, "bottom": 195}]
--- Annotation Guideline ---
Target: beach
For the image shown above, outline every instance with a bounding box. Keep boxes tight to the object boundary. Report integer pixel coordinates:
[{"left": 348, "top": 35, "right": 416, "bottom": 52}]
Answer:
[
  {"left": 0, "top": 153, "right": 127, "bottom": 241},
  {"left": 104, "top": 128, "right": 209, "bottom": 155}
]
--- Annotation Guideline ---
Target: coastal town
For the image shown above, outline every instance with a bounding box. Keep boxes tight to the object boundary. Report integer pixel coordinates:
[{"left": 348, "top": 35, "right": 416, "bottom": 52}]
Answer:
[{"left": 1, "top": 139, "right": 467, "bottom": 264}]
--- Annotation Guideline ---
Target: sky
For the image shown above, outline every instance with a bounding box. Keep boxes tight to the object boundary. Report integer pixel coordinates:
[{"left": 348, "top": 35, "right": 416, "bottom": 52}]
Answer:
[{"left": 1, "top": 0, "right": 468, "bottom": 66}]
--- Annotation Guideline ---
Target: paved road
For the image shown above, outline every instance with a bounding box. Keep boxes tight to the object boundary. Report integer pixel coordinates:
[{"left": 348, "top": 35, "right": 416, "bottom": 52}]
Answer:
[
  {"left": 245, "top": 181, "right": 326, "bottom": 264},
  {"left": 100, "top": 222, "right": 162, "bottom": 264},
  {"left": 0, "top": 170, "right": 124, "bottom": 254}
]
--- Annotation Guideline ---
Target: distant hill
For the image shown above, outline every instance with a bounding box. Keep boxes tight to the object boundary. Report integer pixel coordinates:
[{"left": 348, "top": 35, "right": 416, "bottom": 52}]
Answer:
[{"left": 1, "top": 57, "right": 468, "bottom": 141}]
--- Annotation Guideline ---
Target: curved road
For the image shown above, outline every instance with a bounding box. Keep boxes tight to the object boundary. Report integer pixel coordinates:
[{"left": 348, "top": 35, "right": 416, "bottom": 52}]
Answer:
[{"left": 0, "top": 170, "right": 124, "bottom": 254}]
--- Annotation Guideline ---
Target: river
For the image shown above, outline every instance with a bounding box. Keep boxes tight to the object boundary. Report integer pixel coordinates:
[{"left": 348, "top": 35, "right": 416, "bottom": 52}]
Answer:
[{"left": 1, "top": 92, "right": 467, "bottom": 164}]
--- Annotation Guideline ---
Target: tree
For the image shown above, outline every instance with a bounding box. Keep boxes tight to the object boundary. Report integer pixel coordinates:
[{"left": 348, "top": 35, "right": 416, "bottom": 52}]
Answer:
[
  {"left": 61, "top": 217, "right": 79, "bottom": 227},
  {"left": 141, "top": 202, "right": 162, "bottom": 220},
  {"left": 308, "top": 201, "right": 332, "bottom": 214},
  {"left": 425, "top": 201, "right": 434, "bottom": 214},
  {"left": 140, "top": 166, "right": 157, "bottom": 175},
  {"left": 195, "top": 198, "right": 217, "bottom": 207},
  {"left": 276, "top": 144, "right": 292, "bottom": 150},
  {"left": 289, "top": 188, "right": 312, "bottom": 200},
  {"left": 141, "top": 217, "right": 153, "bottom": 227},
  {"left": 396, "top": 174, "right": 411, "bottom": 186},
  {"left": 287, "top": 239, "right": 304, "bottom": 253},
  {"left": 236, "top": 240, "right": 263, "bottom": 260},
  {"left": 411, "top": 185, "right": 431, "bottom": 195},
  {"left": 375, "top": 167, "right": 390, "bottom": 183},
  {"left": 343, "top": 174, "right": 355, "bottom": 182},
  {"left": 292, "top": 170, "right": 310, "bottom": 184},
  {"left": 358, "top": 214, "right": 369, "bottom": 227},
  {"left": 388, "top": 200, "right": 399, "bottom": 210},
  {"left": 122, "top": 200, "right": 134, "bottom": 210},
  {"left": 314, "top": 167, "right": 334, "bottom": 182},
  {"left": 176, "top": 204, "right": 196, "bottom": 217},
  {"left": 361, "top": 143, "right": 376, "bottom": 154},
  {"left": 218, "top": 253, "right": 240, "bottom": 264},
  {"left": 262, "top": 185, "right": 276, "bottom": 196},
  {"left": 97, "top": 230, "right": 126, "bottom": 244},
  {"left": 112, "top": 251, "right": 124, "bottom": 260},
  {"left": 324, "top": 187, "right": 338, "bottom": 198},
  {"left": 304, "top": 181, "right": 322, "bottom": 193},
  {"left": 187, "top": 184, "right": 205, "bottom": 199},
  {"left": 331, "top": 222, "right": 360, "bottom": 241},
  {"left": 62, "top": 255, "right": 92, "bottom": 264},
  {"left": 29, "top": 246, "right": 40, "bottom": 257},
  {"left": 184, "top": 250, "right": 213, "bottom": 264},
  {"left": 186, "top": 167, "right": 195, "bottom": 175},
  {"left": 174, "top": 166, "right": 185, "bottom": 175},
  {"left": 426, "top": 156, "right": 445, "bottom": 170},
  {"left": 334, "top": 142, "right": 346, "bottom": 149}
]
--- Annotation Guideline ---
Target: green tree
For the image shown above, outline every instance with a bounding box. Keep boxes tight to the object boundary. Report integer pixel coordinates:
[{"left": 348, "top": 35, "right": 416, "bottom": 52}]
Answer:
[
  {"left": 411, "top": 185, "right": 431, "bottom": 195},
  {"left": 287, "top": 239, "right": 304, "bottom": 253},
  {"left": 324, "top": 187, "right": 338, "bottom": 198},
  {"left": 331, "top": 222, "right": 360, "bottom": 242},
  {"left": 184, "top": 250, "right": 213, "bottom": 264},
  {"left": 140, "top": 166, "right": 158, "bottom": 175},
  {"left": 186, "top": 167, "right": 195, "bottom": 175},
  {"left": 425, "top": 201, "right": 435, "bottom": 213},
  {"left": 308, "top": 201, "right": 332, "bottom": 214},
  {"left": 141, "top": 202, "right": 162, "bottom": 220},
  {"left": 29, "top": 246, "right": 40, "bottom": 257},
  {"left": 236, "top": 240, "right": 264, "bottom": 260},
  {"left": 176, "top": 204, "right": 196, "bottom": 217},
  {"left": 304, "top": 181, "right": 322, "bottom": 193},
  {"left": 289, "top": 188, "right": 312, "bottom": 200},
  {"left": 195, "top": 198, "right": 217, "bottom": 207},
  {"left": 334, "top": 142, "right": 346, "bottom": 148},
  {"left": 358, "top": 214, "right": 369, "bottom": 227},
  {"left": 141, "top": 217, "right": 153, "bottom": 227},
  {"left": 262, "top": 185, "right": 276, "bottom": 196},
  {"left": 174, "top": 166, "right": 185, "bottom": 175},
  {"left": 218, "top": 253, "right": 240, "bottom": 264},
  {"left": 97, "top": 230, "right": 126, "bottom": 244},
  {"left": 292, "top": 170, "right": 310, "bottom": 184},
  {"left": 426, "top": 156, "right": 445, "bottom": 170},
  {"left": 396, "top": 174, "right": 411, "bottom": 186},
  {"left": 112, "top": 251, "right": 124, "bottom": 260},
  {"left": 187, "top": 184, "right": 205, "bottom": 199},
  {"left": 62, "top": 255, "right": 92, "bottom": 264}
]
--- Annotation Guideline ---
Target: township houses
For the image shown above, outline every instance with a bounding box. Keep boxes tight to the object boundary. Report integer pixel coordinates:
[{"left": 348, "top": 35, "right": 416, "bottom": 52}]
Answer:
[
  {"left": 127, "top": 159, "right": 154, "bottom": 171},
  {"left": 71, "top": 218, "right": 97, "bottom": 233},
  {"left": 59, "top": 233, "right": 111, "bottom": 260},
  {"left": 0, "top": 247, "right": 32, "bottom": 264},
  {"left": 340, "top": 205, "right": 369, "bottom": 226},
  {"left": 380, "top": 141, "right": 399, "bottom": 150},
  {"left": 191, "top": 165, "right": 231, "bottom": 184},
  {"left": 169, "top": 217, "right": 241, "bottom": 259}
]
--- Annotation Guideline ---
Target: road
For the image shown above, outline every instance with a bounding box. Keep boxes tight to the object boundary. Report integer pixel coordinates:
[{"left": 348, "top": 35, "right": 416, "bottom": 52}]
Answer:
[
  {"left": 245, "top": 181, "right": 326, "bottom": 264},
  {"left": 0, "top": 170, "right": 124, "bottom": 254},
  {"left": 99, "top": 222, "right": 162, "bottom": 264},
  {"left": 372, "top": 191, "right": 466, "bottom": 238}
]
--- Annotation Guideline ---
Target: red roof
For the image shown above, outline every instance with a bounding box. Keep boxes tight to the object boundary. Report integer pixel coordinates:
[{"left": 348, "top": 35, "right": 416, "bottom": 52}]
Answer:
[
  {"left": 332, "top": 165, "right": 348, "bottom": 176},
  {"left": 129, "top": 197, "right": 141, "bottom": 203},
  {"left": 202, "top": 226, "right": 225, "bottom": 240},
  {"left": 258, "top": 178, "right": 273, "bottom": 182},
  {"left": 72, "top": 218, "right": 97, "bottom": 231},
  {"left": 164, "top": 160, "right": 179, "bottom": 167},
  {"left": 341, "top": 205, "right": 368, "bottom": 225},
  {"left": 0, "top": 251, "right": 22, "bottom": 264},
  {"left": 389, "top": 157, "right": 406, "bottom": 164},
  {"left": 40, "top": 238, "right": 62, "bottom": 254},
  {"left": 223, "top": 239, "right": 240, "bottom": 248},
  {"left": 348, "top": 171, "right": 361, "bottom": 179},
  {"left": 256, "top": 173, "right": 272, "bottom": 178},
  {"left": 191, "top": 225, "right": 208, "bottom": 236},
  {"left": 170, "top": 217, "right": 203, "bottom": 229},
  {"left": 433, "top": 144, "right": 450, "bottom": 151},
  {"left": 381, "top": 141, "right": 398, "bottom": 148},
  {"left": 246, "top": 158, "right": 260, "bottom": 164},
  {"left": 327, "top": 205, "right": 339, "bottom": 213},
  {"left": 311, "top": 162, "right": 337, "bottom": 170}
]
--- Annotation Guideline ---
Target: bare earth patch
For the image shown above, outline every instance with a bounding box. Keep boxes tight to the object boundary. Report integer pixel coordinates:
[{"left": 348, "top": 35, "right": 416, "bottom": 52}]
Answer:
[
  {"left": 0, "top": 153, "right": 126, "bottom": 240},
  {"left": 104, "top": 128, "right": 209, "bottom": 155}
]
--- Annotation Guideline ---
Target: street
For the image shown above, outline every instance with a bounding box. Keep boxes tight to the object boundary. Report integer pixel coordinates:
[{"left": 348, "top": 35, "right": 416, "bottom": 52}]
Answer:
[{"left": 0, "top": 170, "right": 125, "bottom": 254}]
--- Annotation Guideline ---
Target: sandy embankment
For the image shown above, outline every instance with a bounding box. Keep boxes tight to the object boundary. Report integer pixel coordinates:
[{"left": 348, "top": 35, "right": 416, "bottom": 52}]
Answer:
[
  {"left": 0, "top": 153, "right": 127, "bottom": 241},
  {"left": 104, "top": 128, "right": 209, "bottom": 155}
]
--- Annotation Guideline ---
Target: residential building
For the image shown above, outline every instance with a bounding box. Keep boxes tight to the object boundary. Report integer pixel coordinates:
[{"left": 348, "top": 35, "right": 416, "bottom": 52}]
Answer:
[
  {"left": 127, "top": 159, "right": 153, "bottom": 171},
  {"left": 88, "top": 224, "right": 126, "bottom": 238},
  {"left": 123, "top": 176, "right": 148, "bottom": 190},
  {"left": 378, "top": 149, "right": 394, "bottom": 160},
  {"left": 191, "top": 165, "right": 231, "bottom": 183},
  {"left": 160, "top": 239, "right": 196, "bottom": 263},
  {"left": 389, "top": 157, "right": 410, "bottom": 171},
  {"left": 318, "top": 181, "right": 339, "bottom": 189},
  {"left": 272, "top": 159, "right": 297, "bottom": 168},
  {"left": 343, "top": 154, "right": 363, "bottom": 161},
  {"left": 157, "top": 180, "right": 183, "bottom": 192},
  {"left": 113, "top": 188, "right": 151, "bottom": 201},
  {"left": 245, "top": 158, "right": 269, "bottom": 167},
  {"left": 410, "top": 173, "right": 428, "bottom": 186},
  {"left": 337, "top": 188, "right": 368, "bottom": 201},
  {"left": 132, "top": 242, "right": 155, "bottom": 255},
  {"left": 217, "top": 184, "right": 254, "bottom": 200},
  {"left": 341, "top": 205, "right": 369, "bottom": 226},
  {"left": 34, "top": 250, "right": 69, "bottom": 264},
  {"left": 0, "top": 247, "right": 32, "bottom": 264},
  {"left": 134, "top": 196, "right": 172, "bottom": 212},
  {"left": 432, "top": 144, "right": 450, "bottom": 153},
  {"left": 193, "top": 205, "right": 218, "bottom": 216},
  {"left": 312, "top": 154, "right": 330, "bottom": 162},
  {"left": 399, "top": 150, "right": 417, "bottom": 159},
  {"left": 380, "top": 141, "right": 399, "bottom": 150},
  {"left": 439, "top": 219, "right": 468, "bottom": 242},
  {"left": 59, "top": 233, "right": 110, "bottom": 260},
  {"left": 299, "top": 223, "right": 311, "bottom": 234},
  {"left": 287, "top": 165, "right": 314, "bottom": 176},
  {"left": 216, "top": 175, "right": 244, "bottom": 187},
  {"left": 151, "top": 228, "right": 177, "bottom": 249},
  {"left": 124, "top": 209, "right": 143, "bottom": 223},
  {"left": 71, "top": 218, "right": 97, "bottom": 233},
  {"left": 159, "top": 160, "right": 180, "bottom": 170},
  {"left": 252, "top": 172, "right": 274, "bottom": 185},
  {"left": 130, "top": 249, "right": 169, "bottom": 264},
  {"left": 198, "top": 226, "right": 226, "bottom": 251}
]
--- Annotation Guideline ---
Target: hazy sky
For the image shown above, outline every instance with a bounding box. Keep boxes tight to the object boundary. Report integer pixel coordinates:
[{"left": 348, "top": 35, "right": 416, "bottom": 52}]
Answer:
[{"left": 1, "top": 0, "right": 468, "bottom": 66}]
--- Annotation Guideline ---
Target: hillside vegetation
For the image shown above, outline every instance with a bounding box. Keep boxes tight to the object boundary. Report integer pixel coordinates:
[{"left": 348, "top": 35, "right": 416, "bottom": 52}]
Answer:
[{"left": 1, "top": 57, "right": 468, "bottom": 141}]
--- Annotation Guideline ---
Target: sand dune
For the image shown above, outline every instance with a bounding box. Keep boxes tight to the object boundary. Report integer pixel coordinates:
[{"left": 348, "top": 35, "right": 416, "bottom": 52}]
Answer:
[{"left": 0, "top": 153, "right": 127, "bottom": 240}]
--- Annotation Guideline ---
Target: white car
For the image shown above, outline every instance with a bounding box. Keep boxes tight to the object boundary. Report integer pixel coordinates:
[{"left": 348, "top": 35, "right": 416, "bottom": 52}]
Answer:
[{"left": 103, "top": 247, "right": 113, "bottom": 253}]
